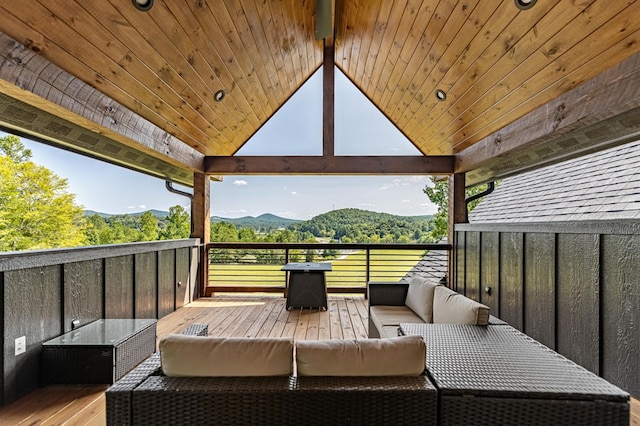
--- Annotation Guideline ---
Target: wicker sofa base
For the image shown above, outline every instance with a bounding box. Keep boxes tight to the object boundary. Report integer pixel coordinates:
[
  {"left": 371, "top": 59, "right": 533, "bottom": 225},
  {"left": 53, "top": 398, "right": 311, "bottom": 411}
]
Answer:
[{"left": 106, "top": 323, "right": 437, "bottom": 426}]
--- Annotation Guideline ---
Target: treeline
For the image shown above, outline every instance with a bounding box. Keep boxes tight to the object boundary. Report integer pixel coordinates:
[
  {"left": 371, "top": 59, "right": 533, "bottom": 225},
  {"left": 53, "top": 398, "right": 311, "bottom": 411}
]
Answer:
[
  {"left": 85, "top": 206, "right": 191, "bottom": 245},
  {"left": 288, "top": 208, "right": 435, "bottom": 243},
  {"left": 210, "top": 221, "right": 339, "bottom": 265}
]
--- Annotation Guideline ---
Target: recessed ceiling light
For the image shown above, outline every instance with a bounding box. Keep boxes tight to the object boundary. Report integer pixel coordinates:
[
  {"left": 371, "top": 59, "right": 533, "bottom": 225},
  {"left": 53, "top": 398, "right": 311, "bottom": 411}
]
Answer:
[
  {"left": 132, "top": 0, "right": 154, "bottom": 12},
  {"left": 214, "top": 90, "right": 226, "bottom": 102},
  {"left": 435, "top": 89, "right": 447, "bottom": 102},
  {"left": 515, "top": 0, "right": 536, "bottom": 10}
]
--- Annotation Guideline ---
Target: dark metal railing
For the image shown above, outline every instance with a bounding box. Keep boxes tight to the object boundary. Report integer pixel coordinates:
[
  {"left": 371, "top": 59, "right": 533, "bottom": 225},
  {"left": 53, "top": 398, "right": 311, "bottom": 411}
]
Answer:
[{"left": 206, "top": 242, "right": 450, "bottom": 295}]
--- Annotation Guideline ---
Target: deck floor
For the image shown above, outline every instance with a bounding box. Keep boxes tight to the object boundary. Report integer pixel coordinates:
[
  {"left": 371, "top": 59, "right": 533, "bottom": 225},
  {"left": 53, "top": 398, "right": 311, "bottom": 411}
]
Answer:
[{"left": 0, "top": 295, "right": 369, "bottom": 425}]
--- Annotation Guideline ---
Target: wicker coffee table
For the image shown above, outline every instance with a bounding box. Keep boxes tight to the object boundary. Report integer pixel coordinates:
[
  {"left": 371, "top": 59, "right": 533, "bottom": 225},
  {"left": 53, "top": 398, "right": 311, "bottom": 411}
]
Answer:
[
  {"left": 42, "top": 318, "right": 157, "bottom": 384},
  {"left": 400, "top": 323, "right": 629, "bottom": 426}
]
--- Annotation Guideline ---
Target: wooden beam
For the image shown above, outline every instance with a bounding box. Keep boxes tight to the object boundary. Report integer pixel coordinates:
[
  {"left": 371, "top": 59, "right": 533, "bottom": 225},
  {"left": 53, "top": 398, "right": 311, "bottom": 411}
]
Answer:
[
  {"left": 204, "top": 155, "right": 454, "bottom": 175},
  {"left": 447, "top": 173, "right": 466, "bottom": 289},
  {"left": 192, "top": 173, "right": 210, "bottom": 297},
  {"left": 457, "top": 50, "right": 640, "bottom": 184},
  {"left": 323, "top": 42, "right": 335, "bottom": 157}
]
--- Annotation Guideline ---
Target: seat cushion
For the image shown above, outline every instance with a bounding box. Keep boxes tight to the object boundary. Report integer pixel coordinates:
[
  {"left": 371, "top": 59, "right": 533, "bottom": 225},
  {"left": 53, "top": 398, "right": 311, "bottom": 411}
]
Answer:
[
  {"left": 432, "top": 286, "right": 490, "bottom": 325},
  {"left": 159, "top": 335, "right": 294, "bottom": 377},
  {"left": 296, "top": 335, "right": 426, "bottom": 376},
  {"left": 404, "top": 275, "right": 438, "bottom": 323},
  {"left": 370, "top": 305, "right": 424, "bottom": 335}
]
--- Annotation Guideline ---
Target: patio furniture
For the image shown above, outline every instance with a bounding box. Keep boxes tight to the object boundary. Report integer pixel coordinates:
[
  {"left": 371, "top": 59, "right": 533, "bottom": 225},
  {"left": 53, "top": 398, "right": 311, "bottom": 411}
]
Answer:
[
  {"left": 400, "top": 323, "right": 630, "bottom": 426},
  {"left": 368, "top": 276, "right": 491, "bottom": 337},
  {"left": 41, "top": 318, "right": 157, "bottom": 384},
  {"left": 282, "top": 262, "right": 331, "bottom": 310},
  {"left": 106, "top": 330, "right": 437, "bottom": 426}
]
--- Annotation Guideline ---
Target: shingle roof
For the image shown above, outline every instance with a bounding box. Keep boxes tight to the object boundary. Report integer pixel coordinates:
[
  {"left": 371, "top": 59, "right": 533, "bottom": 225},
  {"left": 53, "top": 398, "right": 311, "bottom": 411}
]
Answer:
[
  {"left": 403, "top": 238, "right": 448, "bottom": 284},
  {"left": 469, "top": 141, "right": 640, "bottom": 223}
]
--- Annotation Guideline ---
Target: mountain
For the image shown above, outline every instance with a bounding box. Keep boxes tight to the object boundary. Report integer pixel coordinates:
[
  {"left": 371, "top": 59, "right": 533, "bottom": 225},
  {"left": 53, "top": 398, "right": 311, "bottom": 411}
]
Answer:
[
  {"left": 211, "top": 213, "right": 300, "bottom": 231},
  {"left": 84, "top": 209, "right": 170, "bottom": 218},
  {"left": 288, "top": 208, "right": 434, "bottom": 242}
]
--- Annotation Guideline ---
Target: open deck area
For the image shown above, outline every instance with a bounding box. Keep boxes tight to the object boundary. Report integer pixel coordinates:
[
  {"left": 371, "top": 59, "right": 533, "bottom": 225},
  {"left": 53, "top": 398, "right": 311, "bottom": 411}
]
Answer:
[{"left": 0, "top": 295, "right": 369, "bottom": 425}]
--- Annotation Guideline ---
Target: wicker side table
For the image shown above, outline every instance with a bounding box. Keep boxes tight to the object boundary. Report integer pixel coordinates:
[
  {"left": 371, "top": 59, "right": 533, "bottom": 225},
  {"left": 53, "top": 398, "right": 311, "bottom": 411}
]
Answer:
[{"left": 42, "top": 318, "right": 157, "bottom": 384}]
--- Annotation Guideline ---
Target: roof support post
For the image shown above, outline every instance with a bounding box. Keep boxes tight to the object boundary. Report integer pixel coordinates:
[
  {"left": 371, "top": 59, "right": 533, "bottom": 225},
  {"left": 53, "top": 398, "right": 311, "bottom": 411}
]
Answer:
[
  {"left": 323, "top": 42, "right": 335, "bottom": 157},
  {"left": 448, "top": 173, "right": 467, "bottom": 289},
  {"left": 192, "top": 172, "right": 210, "bottom": 297}
]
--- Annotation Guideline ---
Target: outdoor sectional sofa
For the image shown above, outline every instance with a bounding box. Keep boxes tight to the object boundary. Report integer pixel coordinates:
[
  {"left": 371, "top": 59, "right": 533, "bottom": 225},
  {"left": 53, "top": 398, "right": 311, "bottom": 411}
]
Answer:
[
  {"left": 367, "top": 275, "right": 492, "bottom": 338},
  {"left": 105, "top": 325, "right": 437, "bottom": 426}
]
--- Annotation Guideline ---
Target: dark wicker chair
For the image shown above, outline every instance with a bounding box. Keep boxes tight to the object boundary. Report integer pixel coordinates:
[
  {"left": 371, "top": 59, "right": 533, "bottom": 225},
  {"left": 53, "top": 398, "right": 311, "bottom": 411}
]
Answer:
[{"left": 106, "top": 323, "right": 437, "bottom": 426}]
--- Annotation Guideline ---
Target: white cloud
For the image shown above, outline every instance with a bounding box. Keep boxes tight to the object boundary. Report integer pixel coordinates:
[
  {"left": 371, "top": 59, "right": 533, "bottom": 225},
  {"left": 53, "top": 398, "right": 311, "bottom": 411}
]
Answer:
[
  {"left": 291, "top": 191, "right": 299, "bottom": 196},
  {"left": 233, "top": 180, "right": 248, "bottom": 186},
  {"left": 401, "top": 199, "right": 411, "bottom": 203}
]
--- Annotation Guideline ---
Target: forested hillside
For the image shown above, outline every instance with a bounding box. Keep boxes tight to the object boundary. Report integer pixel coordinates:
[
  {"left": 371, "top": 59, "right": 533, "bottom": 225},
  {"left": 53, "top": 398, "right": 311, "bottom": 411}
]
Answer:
[{"left": 288, "top": 208, "right": 434, "bottom": 243}]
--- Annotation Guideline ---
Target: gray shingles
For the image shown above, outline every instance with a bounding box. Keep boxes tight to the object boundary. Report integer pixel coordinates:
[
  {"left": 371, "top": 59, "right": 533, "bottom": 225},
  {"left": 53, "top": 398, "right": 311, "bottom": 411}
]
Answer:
[{"left": 469, "top": 141, "right": 640, "bottom": 223}]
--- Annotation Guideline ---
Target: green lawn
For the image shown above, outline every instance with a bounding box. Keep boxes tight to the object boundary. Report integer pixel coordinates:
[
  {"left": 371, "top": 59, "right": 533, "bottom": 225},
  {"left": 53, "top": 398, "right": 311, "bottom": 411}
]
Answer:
[{"left": 209, "top": 249, "right": 425, "bottom": 289}]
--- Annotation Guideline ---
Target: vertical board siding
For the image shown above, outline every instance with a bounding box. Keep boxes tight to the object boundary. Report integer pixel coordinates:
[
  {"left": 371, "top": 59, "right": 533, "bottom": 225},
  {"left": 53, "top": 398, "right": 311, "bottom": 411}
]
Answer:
[
  {"left": 556, "top": 233, "right": 600, "bottom": 374},
  {"left": 601, "top": 234, "right": 640, "bottom": 397},
  {"left": 480, "top": 232, "right": 499, "bottom": 313},
  {"left": 499, "top": 233, "right": 524, "bottom": 330},
  {"left": 2, "top": 266, "right": 61, "bottom": 404},
  {"left": 175, "top": 247, "right": 190, "bottom": 309},
  {"left": 465, "top": 232, "right": 481, "bottom": 302},
  {"left": 63, "top": 260, "right": 103, "bottom": 331},
  {"left": 135, "top": 252, "right": 158, "bottom": 319},
  {"left": 524, "top": 233, "right": 556, "bottom": 349},
  {"left": 104, "top": 255, "right": 135, "bottom": 319},
  {"left": 157, "top": 250, "right": 176, "bottom": 318},
  {"left": 454, "top": 231, "right": 466, "bottom": 292}
]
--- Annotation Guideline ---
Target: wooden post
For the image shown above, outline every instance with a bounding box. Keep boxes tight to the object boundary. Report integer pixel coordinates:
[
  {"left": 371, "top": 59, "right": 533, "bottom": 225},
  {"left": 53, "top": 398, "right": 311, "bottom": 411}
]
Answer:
[
  {"left": 323, "top": 42, "right": 335, "bottom": 157},
  {"left": 192, "top": 173, "right": 211, "bottom": 297},
  {"left": 447, "top": 173, "right": 467, "bottom": 289}
]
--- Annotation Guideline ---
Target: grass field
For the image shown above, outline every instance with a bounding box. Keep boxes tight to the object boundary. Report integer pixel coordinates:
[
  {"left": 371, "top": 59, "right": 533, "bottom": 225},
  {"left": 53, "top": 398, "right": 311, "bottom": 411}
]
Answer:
[{"left": 209, "top": 249, "right": 425, "bottom": 289}]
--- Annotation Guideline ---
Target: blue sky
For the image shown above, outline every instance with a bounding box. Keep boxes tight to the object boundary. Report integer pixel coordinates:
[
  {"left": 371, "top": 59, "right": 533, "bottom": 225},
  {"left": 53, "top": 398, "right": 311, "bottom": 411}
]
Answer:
[{"left": 5, "top": 68, "right": 437, "bottom": 220}]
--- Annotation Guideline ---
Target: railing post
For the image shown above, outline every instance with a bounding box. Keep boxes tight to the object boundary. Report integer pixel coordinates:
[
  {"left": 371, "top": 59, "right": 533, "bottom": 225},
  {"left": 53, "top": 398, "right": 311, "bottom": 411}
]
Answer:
[{"left": 365, "top": 248, "right": 371, "bottom": 298}]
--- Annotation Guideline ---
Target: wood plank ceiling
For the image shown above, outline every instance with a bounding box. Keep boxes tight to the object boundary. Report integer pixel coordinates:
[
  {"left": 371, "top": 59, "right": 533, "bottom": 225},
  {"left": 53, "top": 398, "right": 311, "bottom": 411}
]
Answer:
[{"left": 0, "top": 0, "right": 640, "bottom": 185}]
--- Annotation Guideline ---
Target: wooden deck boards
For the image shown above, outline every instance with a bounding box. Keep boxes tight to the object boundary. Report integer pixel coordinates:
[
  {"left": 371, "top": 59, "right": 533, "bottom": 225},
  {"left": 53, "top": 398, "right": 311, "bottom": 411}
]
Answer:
[{"left": 0, "top": 295, "right": 369, "bottom": 425}]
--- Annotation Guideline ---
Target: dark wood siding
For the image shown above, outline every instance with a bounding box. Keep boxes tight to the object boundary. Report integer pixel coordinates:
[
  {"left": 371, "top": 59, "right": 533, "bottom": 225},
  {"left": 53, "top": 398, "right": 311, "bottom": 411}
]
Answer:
[
  {"left": 499, "top": 233, "right": 524, "bottom": 330},
  {"left": 157, "top": 250, "right": 175, "bottom": 318},
  {"left": 601, "top": 233, "right": 639, "bottom": 397},
  {"left": 134, "top": 252, "right": 157, "bottom": 319},
  {"left": 104, "top": 255, "right": 134, "bottom": 319},
  {"left": 465, "top": 232, "right": 480, "bottom": 302},
  {"left": 175, "top": 247, "right": 190, "bottom": 309},
  {"left": 63, "top": 260, "right": 103, "bottom": 331},
  {"left": 480, "top": 231, "right": 499, "bottom": 313},
  {"left": 2, "top": 266, "right": 61, "bottom": 404},
  {"left": 455, "top": 221, "right": 638, "bottom": 398},
  {"left": 556, "top": 233, "right": 600, "bottom": 373}
]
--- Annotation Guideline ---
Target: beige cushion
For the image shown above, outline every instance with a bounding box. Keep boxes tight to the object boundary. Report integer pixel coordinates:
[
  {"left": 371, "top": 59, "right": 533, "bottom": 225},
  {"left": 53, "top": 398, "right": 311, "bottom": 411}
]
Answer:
[
  {"left": 404, "top": 276, "right": 438, "bottom": 322},
  {"left": 432, "top": 286, "right": 490, "bottom": 325},
  {"left": 159, "top": 335, "right": 293, "bottom": 377},
  {"left": 296, "top": 335, "right": 426, "bottom": 377},
  {"left": 370, "top": 305, "right": 424, "bottom": 336},
  {"left": 381, "top": 326, "right": 401, "bottom": 338}
]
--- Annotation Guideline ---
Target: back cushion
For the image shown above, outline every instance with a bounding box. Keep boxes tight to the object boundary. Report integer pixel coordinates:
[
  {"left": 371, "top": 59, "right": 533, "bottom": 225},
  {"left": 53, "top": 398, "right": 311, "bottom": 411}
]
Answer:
[
  {"left": 160, "top": 335, "right": 293, "bottom": 377},
  {"left": 432, "top": 286, "right": 490, "bottom": 325},
  {"left": 296, "top": 335, "right": 426, "bottom": 376},
  {"left": 404, "top": 275, "right": 438, "bottom": 323}
]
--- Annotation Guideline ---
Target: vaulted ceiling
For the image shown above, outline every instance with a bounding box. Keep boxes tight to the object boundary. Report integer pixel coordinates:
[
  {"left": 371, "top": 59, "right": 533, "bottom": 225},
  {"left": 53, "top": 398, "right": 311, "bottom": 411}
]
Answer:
[{"left": 1, "top": 0, "right": 640, "bottom": 186}]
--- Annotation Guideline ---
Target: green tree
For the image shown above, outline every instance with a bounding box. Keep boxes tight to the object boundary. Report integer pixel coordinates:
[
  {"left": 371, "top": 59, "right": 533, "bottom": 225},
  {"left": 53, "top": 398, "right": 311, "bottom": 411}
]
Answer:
[
  {"left": 161, "top": 205, "right": 190, "bottom": 240},
  {"left": 423, "top": 177, "right": 496, "bottom": 242},
  {"left": 0, "top": 136, "right": 87, "bottom": 251},
  {"left": 140, "top": 211, "right": 159, "bottom": 241},
  {"left": 85, "top": 214, "right": 115, "bottom": 245}
]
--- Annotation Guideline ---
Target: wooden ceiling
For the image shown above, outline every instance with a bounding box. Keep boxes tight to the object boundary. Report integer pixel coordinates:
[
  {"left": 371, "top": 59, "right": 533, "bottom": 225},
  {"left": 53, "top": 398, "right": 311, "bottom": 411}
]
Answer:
[{"left": 1, "top": 0, "right": 640, "bottom": 185}]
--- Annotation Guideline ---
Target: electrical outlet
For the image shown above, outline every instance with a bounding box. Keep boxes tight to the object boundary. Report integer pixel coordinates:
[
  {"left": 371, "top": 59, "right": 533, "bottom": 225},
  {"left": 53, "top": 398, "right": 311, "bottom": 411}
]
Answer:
[{"left": 15, "top": 336, "right": 26, "bottom": 356}]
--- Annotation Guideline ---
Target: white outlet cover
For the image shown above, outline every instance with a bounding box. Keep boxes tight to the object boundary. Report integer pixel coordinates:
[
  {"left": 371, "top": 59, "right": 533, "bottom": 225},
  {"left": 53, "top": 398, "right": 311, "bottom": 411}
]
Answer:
[{"left": 15, "top": 336, "right": 26, "bottom": 356}]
